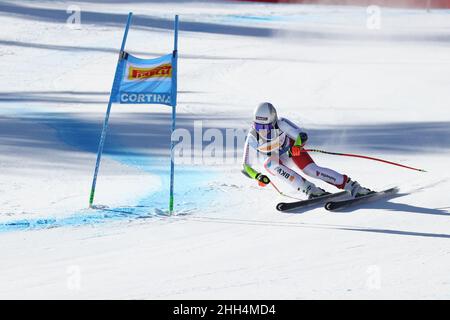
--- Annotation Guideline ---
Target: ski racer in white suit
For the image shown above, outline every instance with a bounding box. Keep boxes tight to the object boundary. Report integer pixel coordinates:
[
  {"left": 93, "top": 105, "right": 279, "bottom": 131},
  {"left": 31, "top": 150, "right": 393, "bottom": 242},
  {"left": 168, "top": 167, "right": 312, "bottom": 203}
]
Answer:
[{"left": 242, "top": 102, "right": 371, "bottom": 199}]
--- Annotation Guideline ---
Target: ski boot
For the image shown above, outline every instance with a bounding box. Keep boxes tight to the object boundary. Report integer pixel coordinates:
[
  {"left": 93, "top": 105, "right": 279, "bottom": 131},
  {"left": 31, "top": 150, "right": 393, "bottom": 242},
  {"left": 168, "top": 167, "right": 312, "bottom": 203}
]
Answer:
[
  {"left": 304, "top": 184, "right": 330, "bottom": 200},
  {"left": 344, "top": 177, "right": 372, "bottom": 198}
]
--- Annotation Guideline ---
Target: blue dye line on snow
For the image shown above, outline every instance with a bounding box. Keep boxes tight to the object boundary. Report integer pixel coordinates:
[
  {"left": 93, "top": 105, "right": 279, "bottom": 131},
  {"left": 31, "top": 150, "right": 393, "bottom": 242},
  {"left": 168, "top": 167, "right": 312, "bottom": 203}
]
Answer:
[
  {"left": 227, "top": 15, "right": 284, "bottom": 22},
  {"left": 0, "top": 154, "right": 217, "bottom": 233},
  {"left": 0, "top": 113, "right": 219, "bottom": 233},
  {"left": 224, "top": 13, "right": 364, "bottom": 24}
]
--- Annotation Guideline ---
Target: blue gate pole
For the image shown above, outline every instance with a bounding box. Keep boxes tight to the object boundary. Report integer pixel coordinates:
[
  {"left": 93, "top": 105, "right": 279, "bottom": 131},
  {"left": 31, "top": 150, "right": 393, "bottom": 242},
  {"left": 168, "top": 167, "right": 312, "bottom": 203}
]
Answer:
[
  {"left": 89, "top": 12, "right": 133, "bottom": 208},
  {"left": 169, "top": 15, "right": 179, "bottom": 213}
]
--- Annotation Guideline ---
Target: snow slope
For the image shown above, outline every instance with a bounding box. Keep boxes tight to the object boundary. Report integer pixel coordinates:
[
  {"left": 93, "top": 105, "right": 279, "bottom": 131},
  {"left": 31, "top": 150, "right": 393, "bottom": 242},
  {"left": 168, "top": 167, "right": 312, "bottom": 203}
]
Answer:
[{"left": 0, "top": 0, "right": 450, "bottom": 299}]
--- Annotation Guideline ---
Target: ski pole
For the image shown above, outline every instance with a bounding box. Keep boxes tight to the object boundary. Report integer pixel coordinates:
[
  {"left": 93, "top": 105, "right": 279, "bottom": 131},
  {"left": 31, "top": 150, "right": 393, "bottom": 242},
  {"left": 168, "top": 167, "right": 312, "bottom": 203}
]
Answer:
[
  {"left": 269, "top": 181, "right": 303, "bottom": 201},
  {"left": 302, "top": 149, "right": 427, "bottom": 172}
]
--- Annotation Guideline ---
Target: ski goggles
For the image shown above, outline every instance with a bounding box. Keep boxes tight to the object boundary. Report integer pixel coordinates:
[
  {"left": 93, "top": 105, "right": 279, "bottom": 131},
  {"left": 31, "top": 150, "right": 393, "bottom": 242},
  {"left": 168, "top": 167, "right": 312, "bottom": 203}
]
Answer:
[{"left": 253, "top": 123, "right": 275, "bottom": 131}]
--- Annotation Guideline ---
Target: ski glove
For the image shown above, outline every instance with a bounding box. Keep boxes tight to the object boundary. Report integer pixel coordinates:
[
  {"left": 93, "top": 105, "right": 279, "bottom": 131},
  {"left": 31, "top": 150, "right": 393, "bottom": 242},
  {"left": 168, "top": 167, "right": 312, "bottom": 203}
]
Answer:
[
  {"left": 290, "top": 145, "right": 302, "bottom": 157},
  {"left": 255, "top": 173, "right": 270, "bottom": 187},
  {"left": 290, "top": 132, "right": 308, "bottom": 157}
]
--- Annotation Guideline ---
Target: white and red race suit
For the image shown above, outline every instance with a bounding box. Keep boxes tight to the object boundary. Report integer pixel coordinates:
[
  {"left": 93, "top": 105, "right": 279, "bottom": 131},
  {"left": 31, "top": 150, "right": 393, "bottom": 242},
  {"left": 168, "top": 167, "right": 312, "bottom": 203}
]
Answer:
[{"left": 242, "top": 117, "right": 348, "bottom": 195}]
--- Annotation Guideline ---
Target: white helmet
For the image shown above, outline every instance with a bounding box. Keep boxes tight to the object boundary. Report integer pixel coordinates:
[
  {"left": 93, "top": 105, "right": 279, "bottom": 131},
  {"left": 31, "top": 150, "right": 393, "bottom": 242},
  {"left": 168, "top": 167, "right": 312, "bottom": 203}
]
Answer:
[
  {"left": 253, "top": 102, "right": 279, "bottom": 141},
  {"left": 253, "top": 102, "right": 277, "bottom": 125}
]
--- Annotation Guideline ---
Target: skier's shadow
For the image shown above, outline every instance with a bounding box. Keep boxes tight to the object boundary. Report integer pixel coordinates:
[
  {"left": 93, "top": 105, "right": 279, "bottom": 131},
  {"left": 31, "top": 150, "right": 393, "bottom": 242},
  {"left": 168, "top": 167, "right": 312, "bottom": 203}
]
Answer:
[
  {"left": 284, "top": 192, "right": 450, "bottom": 216},
  {"left": 331, "top": 192, "right": 450, "bottom": 216}
]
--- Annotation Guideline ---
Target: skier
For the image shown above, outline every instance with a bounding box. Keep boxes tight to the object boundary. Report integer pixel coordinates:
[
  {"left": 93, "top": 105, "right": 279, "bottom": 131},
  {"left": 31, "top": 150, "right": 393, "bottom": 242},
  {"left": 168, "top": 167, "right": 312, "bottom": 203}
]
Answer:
[{"left": 242, "top": 102, "right": 372, "bottom": 199}]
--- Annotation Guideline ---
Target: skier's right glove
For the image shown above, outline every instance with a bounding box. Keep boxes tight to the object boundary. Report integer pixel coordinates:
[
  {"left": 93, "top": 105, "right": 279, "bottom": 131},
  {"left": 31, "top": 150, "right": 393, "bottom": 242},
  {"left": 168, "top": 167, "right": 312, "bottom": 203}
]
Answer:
[
  {"left": 290, "top": 145, "right": 302, "bottom": 157},
  {"left": 290, "top": 132, "right": 308, "bottom": 157},
  {"left": 255, "top": 173, "right": 270, "bottom": 187}
]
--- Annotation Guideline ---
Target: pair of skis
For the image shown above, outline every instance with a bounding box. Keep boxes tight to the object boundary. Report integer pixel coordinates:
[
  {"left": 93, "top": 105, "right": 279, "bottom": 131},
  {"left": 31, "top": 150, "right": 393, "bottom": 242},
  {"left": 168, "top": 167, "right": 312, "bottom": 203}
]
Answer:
[{"left": 276, "top": 187, "right": 399, "bottom": 212}]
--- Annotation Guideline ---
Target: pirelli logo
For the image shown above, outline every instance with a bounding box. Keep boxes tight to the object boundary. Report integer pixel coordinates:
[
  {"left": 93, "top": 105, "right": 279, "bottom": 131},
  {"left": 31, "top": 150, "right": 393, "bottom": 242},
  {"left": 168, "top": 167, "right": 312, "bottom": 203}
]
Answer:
[{"left": 128, "top": 64, "right": 172, "bottom": 80}]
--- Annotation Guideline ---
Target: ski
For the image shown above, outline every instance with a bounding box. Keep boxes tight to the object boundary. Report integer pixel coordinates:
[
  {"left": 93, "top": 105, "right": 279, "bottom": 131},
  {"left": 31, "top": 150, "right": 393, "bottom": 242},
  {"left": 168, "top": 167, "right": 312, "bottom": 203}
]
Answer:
[
  {"left": 276, "top": 191, "right": 348, "bottom": 212},
  {"left": 324, "top": 187, "right": 399, "bottom": 211}
]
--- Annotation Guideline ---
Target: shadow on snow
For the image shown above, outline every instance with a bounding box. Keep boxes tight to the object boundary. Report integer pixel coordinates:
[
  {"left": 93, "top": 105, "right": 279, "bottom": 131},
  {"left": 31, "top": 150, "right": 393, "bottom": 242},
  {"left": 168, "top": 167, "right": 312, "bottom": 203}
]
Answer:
[
  {"left": 1, "top": 111, "right": 448, "bottom": 163},
  {"left": 1, "top": 2, "right": 450, "bottom": 43},
  {"left": 189, "top": 216, "right": 450, "bottom": 239}
]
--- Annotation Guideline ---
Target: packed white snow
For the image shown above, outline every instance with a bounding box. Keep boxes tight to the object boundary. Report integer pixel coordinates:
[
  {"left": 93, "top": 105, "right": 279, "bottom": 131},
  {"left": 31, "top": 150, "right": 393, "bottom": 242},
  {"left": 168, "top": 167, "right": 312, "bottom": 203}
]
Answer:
[{"left": 0, "top": 0, "right": 450, "bottom": 299}]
